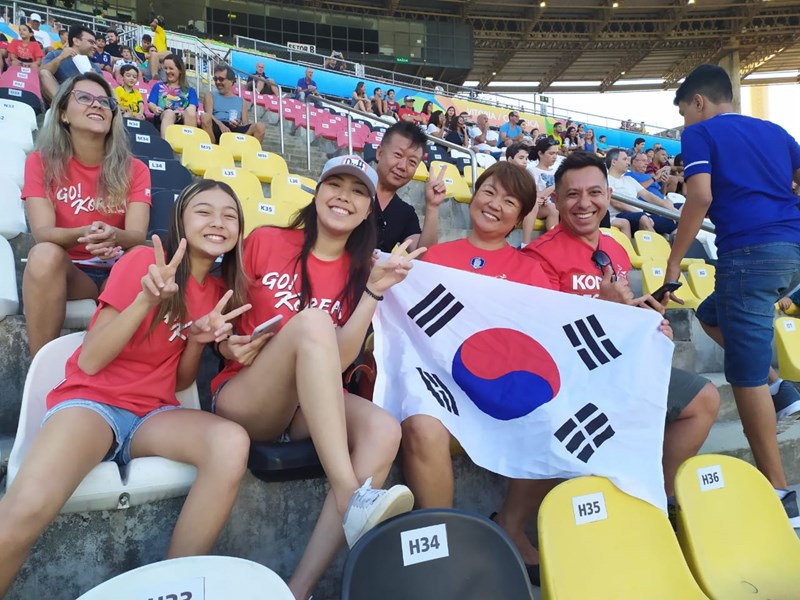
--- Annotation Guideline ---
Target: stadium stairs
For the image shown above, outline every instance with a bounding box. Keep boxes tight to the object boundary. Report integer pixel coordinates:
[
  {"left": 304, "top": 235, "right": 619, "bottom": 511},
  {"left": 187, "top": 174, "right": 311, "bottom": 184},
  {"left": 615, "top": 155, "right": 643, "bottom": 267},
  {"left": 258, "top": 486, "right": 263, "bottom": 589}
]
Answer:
[{"left": 0, "top": 76, "right": 798, "bottom": 600}]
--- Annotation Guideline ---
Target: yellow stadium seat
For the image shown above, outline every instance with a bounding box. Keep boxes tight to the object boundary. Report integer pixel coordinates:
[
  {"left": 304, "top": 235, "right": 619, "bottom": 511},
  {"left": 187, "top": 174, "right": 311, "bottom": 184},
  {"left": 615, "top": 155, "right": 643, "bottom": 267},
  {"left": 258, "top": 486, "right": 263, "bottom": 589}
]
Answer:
[
  {"left": 430, "top": 161, "right": 472, "bottom": 203},
  {"left": 180, "top": 142, "right": 234, "bottom": 176},
  {"left": 600, "top": 227, "right": 644, "bottom": 268},
  {"left": 243, "top": 198, "right": 308, "bottom": 236},
  {"left": 219, "top": 131, "right": 262, "bottom": 162},
  {"left": 686, "top": 263, "right": 715, "bottom": 301},
  {"left": 203, "top": 166, "right": 264, "bottom": 205},
  {"left": 633, "top": 230, "right": 703, "bottom": 270},
  {"left": 270, "top": 174, "right": 316, "bottom": 205},
  {"left": 412, "top": 161, "right": 429, "bottom": 182},
  {"left": 674, "top": 454, "right": 800, "bottom": 599},
  {"left": 463, "top": 164, "right": 485, "bottom": 188},
  {"left": 241, "top": 149, "right": 289, "bottom": 183},
  {"left": 784, "top": 302, "right": 800, "bottom": 316},
  {"left": 538, "top": 476, "right": 708, "bottom": 600},
  {"left": 165, "top": 125, "right": 211, "bottom": 154},
  {"left": 775, "top": 317, "right": 800, "bottom": 381},
  {"left": 640, "top": 259, "right": 702, "bottom": 310}
]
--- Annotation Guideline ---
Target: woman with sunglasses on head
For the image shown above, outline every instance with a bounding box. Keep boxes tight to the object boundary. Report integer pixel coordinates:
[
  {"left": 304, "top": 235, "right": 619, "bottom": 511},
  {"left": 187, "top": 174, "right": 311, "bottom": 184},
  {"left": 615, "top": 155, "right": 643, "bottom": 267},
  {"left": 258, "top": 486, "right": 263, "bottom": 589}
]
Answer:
[
  {"left": 22, "top": 72, "right": 151, "bottom": 357},
  {"left": 212, "top": 156, "right": 422, "bottom": 600},
  {"left": 147, "top": 53, "right": 199, "bottom": 138},
  {"left": 520, "top": 136, "right": 561, "bottom": 246},
  {"left": 403, "top": 161, "right": 557, "bottom": 586},
  {"left": 0, "top": 180, "right": 253, "bottom": 597}
]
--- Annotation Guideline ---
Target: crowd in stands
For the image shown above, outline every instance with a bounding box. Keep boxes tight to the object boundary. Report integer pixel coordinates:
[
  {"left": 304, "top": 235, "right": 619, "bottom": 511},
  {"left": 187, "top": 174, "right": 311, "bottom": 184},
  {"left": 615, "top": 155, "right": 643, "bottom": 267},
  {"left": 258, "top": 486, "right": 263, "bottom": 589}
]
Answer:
[{"left": 0, "top": 15, "right": 799, "bottom": 597}]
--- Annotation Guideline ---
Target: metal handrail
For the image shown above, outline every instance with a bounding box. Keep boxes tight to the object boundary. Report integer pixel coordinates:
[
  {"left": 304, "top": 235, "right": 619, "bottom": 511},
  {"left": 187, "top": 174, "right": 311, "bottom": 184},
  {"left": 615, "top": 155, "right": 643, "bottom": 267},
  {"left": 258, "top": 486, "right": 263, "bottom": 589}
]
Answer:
[{"left": 610, "top": 193, "right": 715, "bottom": 234}]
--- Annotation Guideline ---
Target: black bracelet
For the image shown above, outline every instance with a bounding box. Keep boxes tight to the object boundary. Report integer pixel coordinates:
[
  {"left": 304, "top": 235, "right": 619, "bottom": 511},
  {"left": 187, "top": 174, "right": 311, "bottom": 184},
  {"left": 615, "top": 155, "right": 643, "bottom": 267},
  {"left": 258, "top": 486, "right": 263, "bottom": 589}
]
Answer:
[{"left": 364, "top": 287, "right": 384, "bottom": 301}]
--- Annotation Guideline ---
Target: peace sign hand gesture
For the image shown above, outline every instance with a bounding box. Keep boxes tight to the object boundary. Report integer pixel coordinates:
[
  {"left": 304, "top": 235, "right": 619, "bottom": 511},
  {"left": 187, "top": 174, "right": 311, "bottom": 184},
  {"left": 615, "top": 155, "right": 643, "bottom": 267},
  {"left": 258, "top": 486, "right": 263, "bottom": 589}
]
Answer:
[
  {"left": 367, "top": 239, "right": 426, "bottom": 296},
  {"left": 139, "top": 235, "right": 186, "bottom": 306},
  {"left": 189, "top": 289, "right": 253, "bottom": 344},
  {"left": 425, "top": 164, "right": 448, "bottom": 208}
]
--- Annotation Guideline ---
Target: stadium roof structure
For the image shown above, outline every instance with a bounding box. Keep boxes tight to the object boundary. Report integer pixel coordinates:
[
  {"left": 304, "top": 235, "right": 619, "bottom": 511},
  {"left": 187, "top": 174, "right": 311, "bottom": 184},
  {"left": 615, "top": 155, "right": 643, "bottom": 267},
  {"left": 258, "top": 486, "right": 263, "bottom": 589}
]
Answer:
[{"left": 289, "top": 0, "right": 800, "bottom": 93}]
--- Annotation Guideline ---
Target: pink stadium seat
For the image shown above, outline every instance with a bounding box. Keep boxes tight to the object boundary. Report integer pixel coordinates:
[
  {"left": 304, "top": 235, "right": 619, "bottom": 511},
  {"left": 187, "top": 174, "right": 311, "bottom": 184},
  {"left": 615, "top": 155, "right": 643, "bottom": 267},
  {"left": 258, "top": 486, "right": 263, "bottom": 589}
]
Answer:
[
  {"left": 258, "top": 94, "right": 280, "bottom": 112},
  {"left": 0, "top": 66, "right": 42, "bottom": 113}
]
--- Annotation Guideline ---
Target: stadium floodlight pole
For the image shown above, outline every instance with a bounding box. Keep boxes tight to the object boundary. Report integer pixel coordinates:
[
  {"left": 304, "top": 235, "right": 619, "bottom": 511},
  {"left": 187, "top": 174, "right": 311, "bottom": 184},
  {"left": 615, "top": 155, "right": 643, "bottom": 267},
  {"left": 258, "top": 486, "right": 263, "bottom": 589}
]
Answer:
[{"left": 610, "top": 193, "right": 715, "bottom": 234}]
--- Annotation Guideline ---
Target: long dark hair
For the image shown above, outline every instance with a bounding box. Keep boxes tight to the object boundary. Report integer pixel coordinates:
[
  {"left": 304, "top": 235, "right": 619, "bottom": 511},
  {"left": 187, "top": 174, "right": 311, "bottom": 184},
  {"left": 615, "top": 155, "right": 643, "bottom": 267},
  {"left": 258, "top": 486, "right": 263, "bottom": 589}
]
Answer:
[{"left": 288, "top": 190, "right": 377, "bottom": 319}]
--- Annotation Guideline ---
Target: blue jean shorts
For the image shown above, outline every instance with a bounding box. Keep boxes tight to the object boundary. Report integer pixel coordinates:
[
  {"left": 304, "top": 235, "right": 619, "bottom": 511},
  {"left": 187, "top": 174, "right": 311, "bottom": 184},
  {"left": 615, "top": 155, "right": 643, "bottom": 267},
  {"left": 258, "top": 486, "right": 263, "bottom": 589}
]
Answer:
[
  {"left": 43, "top": 399, "right": 180, "bottom": 465},
  {"left": 696, "top": 242, "right": 800, "bottom": 387},
  {"left": 78, "top": 266, "right": 111, "bottom": 289}
]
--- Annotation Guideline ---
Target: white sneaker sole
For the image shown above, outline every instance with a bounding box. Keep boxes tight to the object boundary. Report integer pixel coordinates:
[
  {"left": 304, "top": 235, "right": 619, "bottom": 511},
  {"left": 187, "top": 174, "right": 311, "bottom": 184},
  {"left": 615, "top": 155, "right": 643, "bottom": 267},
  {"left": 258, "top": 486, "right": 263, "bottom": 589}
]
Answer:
[
  {"left": 776, "top": 399, "right": 800, "bottom": 434},
  {"left": 348, "top": 485, "right": 414, "bottom": 548},
  {"left": 789, "top": 515, "right": 800, "bottom": 530}
]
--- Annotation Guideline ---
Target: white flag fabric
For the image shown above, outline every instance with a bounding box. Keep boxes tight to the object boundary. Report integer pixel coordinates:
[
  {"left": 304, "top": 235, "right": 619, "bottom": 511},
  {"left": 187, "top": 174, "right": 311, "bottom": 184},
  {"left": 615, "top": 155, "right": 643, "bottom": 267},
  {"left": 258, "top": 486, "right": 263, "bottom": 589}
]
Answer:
[{"left": 373, "top": 259, "right": 673, "bottom": 511}]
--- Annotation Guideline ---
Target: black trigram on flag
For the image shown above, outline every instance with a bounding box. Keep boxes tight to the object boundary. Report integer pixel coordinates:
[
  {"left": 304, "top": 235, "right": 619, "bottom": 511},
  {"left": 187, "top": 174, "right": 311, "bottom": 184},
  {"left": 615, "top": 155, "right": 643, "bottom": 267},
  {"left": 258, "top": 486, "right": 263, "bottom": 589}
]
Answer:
[
  {"left": 563, "top": 314, "right": 621, "bottom": 370},
  {"left": 554, "top": 403, "right": 615, "bottom": 463},
  {"left": 407, "top": 284, "right": 464, "bottom": 337},
  {"left": 416, "top": 367, "right": 459, "bottom": 415}
]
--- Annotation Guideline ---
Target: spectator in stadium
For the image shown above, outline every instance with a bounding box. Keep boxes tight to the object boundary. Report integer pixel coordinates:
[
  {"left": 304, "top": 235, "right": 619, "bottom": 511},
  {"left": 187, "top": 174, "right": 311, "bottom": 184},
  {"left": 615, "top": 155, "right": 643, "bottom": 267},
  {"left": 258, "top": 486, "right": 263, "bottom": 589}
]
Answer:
[
  {"left": 323, "top": 50, "right": 346, "bottom": 72},
  {"left": 104, "top": 28, "right": 121, "bottom": 57},
  {"left": 552, "top": 121, "right": 565, "bottom": 142},
  {"left": 7, "top": 24, "right": 43, "bottom": 67},
  {"left": 444, "top": 105, "right": 456, "bottom": 122},
  {"left": 524, "top": 151, "right": 719, "bottom": 510},
  {"left": 397, "top": 96, "right": 426, "bottom": 125},
  {"left": 470, "top": 113, "right": 499, "bottom": 156},
  {"left": 597, "top": 134, "right": 608, "bottom": 153},
  {"left": 50, "top": 28, "right": 68, "bottom": 52},
  {"left": 665, "top": 64, "right": 800, "bottom": 521},
  {"left": 112, "top": 46, "right": 137, "bottom": 74},
  {"left": 628, "top": 137, "right": 645, "bottom": 158},
  {"left": 0, "top": 180, "right": 252, "bottom": 598},
  {"left": 627, "top": 152, "right": 677, "bottom": 234},
  {"left": 425, "top": 110, "right": 445, "bottom": 138},
  {"left": 211, "top": 157, "right": 421, "bottom": 600},
  {"left": 444, "top": 112, "right": 469, "bottom": 147},
  {"left": 27, "top": 13, "right": 52, "bottom": 52},
  {"left": 150, "top": 15, "right": 167, "bottom": 52},
  {"left": 374, "top": 121, "right": 447, "bottom": 252},
  {"left": 115, "top": 65, "right": 145, "bottom": 120},
  {"left": 385, "top": 89, "right": 400, "bottom": 118},
  {"left": 645, "top": 147, "right": 655, "bottom": 161},
  {"left": 40, "top": 25, "right": 103, "bottom": 103},
  {"left": 350, "top": 81, "right": 371, "bottom": 113},
  {"left": 405, "top": 161, "right": 555, "bottom": 585},
  {"left": 561, "top": 125, "right": 581, "bottom": 152},
  {"left": 92, "top": 35, "right": 113, "bottom": 73},
  {"left": 420, "top": 100, "right": 434, "bottom": 120},
  {"left": 246, "top": 60, "right": 279, "bottom": 96},
  {"left": 133, "top": 33, "right": 152, "bottom": 62},
  {"left": 371, "top": 87, "right": 390, "bottom": 118},
  {"left": 147, "top": 53, "right": 198, "bottom": 138},
  {"left": 648, "top": 147, "right": 679, "bottom": 195},
  {"left": 498, "top": 111, "right": 524, "bottom": 148},
  {"left": 605, "top": 148, "right": 677, "bottom": 236},
  {"left": 521, "top": 137, "right": 560, "bottom": 244},
  {"left": 671, "top": 153, "right": 685, "bottom": 195},
  {"left": 21, "top": 72, "right": 151, "bottom": 357},
  {"left": 505, "top": 142, "right": 530, "bottom": 168},
  {"left": 201, "top": 64, "right": 265, "bottom": 144},
  {"left": 294, "top": 67, "right": 321, "bottom": 103},
  {"left": 139, "top": 45, "right": 165, "bottom": 83},
  {"left": 583, "top": 128, "right": 598, "bottom": 154}
]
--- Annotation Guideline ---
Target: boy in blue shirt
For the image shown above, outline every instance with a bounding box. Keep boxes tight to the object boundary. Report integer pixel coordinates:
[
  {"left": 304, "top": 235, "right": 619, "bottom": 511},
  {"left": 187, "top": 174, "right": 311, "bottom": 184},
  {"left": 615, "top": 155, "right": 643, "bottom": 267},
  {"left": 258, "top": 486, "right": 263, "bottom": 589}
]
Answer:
[{"left": 665, "top": 64, "right": 800, "bottom": 526}]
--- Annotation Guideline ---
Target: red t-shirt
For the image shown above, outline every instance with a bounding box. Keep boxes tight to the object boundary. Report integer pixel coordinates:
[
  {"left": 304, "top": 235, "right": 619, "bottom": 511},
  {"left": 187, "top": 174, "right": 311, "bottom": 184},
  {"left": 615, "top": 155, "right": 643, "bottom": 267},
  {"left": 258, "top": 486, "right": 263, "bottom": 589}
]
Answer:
[
  {"left": 397, "top": 107, "right": 423, "bottom": 122},
  {"left": 423, "top": 238, "right": 554, "bottom": 289},
  {"left": 22, "top": 153, "right": 152, "bottom": 261},
  {"left": 47, "top": 247, "right": 226, "bottom": 416},
  {"left": 8, "top": 39, "right": 43, "bottom": 62},
  {"left": 211, "top": 227, "right": 354, "bottom": 392},
  {"left": 523, "top": 224, "right": 631, "bottom": 297}
]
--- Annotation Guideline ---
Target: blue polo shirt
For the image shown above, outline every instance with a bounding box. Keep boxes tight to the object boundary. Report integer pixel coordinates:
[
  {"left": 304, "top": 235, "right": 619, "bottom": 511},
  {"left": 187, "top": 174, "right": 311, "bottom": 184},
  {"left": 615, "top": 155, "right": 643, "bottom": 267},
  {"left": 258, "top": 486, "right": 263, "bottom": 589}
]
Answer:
[
  {"left": 682, "top": 113, "right": 800, "bottom": 254},
  {"left": 497, "top": 122, "right": 522, "bottom": 147},
  {"left": 626, "top": 171, "right": 663, "bottom": 198}
]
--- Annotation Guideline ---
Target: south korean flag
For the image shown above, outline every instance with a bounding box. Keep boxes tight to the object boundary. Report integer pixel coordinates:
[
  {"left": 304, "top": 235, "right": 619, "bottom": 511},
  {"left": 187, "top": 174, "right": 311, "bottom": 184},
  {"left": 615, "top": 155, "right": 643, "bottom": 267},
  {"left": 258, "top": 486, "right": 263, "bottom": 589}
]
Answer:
[{"left": 373, "top": 259, "right": 673, "bottom": 510}]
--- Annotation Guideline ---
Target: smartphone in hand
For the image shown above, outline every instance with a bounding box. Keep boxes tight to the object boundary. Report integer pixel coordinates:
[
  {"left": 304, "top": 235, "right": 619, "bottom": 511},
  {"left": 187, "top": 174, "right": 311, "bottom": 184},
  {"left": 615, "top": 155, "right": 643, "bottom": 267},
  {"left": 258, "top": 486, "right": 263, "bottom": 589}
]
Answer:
[
  {"left": 251, "top": 315, "right": 283, "bottom": 339},
  {"left": 652, "top": 281, "right": 682, "bottom": 303}
]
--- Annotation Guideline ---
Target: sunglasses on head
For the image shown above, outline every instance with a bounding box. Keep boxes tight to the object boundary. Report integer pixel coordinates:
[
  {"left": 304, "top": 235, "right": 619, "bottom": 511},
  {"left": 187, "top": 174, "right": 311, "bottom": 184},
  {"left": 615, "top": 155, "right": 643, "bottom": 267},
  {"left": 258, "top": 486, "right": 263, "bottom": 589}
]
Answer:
[
  {"left": 591, "top": 249, "right": 617, "bottom": 282},
  {"left": 70, "top": 89, "right": 118, "bottom": 112}
]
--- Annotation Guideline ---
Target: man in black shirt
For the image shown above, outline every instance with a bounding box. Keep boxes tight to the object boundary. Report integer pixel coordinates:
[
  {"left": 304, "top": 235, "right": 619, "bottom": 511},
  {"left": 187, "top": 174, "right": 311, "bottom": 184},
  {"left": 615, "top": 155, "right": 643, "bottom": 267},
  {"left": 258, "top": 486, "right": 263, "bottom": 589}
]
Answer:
[
  {"left": 104, "top": 29, "right": 122, "bottom": 58},
  {"left": 374, "top": 121, "right": 446, "bottom": 252}
]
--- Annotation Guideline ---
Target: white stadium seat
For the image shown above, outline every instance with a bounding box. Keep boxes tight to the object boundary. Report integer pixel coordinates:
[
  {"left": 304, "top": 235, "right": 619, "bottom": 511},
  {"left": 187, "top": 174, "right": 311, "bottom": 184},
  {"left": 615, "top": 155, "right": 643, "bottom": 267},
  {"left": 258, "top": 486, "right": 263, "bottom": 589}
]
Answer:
[
  {"left": 64, "top": 299, "right": 97, "bottom": 330},
  {"left": 0, "top": 98, "right": 37, "bottom": 131},
  {"left": 76, "top": 556, "right": 295, "bottom": 600},
  {"left": 7, "top": 332, "right": 201, "bottom": 514},
  {"left": 0, "top": 147, "right": 26, "bottom": 188},
  {"left": 0, "top": 175, "right": 27, "bottom": 239},
  {"left": 0, "top": 236, "right": 19, "bottom": 318},
  {"left": 0, "top": 120, "right": 34, "bottom": 154}
]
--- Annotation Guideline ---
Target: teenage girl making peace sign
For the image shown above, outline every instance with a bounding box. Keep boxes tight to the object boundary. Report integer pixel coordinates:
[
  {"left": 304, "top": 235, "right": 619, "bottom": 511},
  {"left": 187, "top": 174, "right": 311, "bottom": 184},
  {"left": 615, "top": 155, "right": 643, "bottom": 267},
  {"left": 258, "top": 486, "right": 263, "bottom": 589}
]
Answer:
[{"left": 0, "top": 180, "right": 252, "bottom": 596}]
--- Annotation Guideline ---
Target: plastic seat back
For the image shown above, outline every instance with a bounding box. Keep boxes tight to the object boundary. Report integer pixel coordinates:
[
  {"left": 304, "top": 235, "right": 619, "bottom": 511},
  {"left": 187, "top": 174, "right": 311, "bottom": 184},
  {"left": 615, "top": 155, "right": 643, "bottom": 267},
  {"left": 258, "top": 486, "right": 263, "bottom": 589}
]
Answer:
[
  {"left": 243, "top": 197, "right": 308, "bottom": 235},
  {"left": 7, "top": 332, "right": 201, "bottom": 513},
  {"left": 204, "top": 166, "right": 264, "bottom": 205},
  {"left": 241, "top": 149, "right": 289, "bottom": 183},
  {"left": 219, "top": 131, "right": 262, "bottom": 161},
  {"left": 270, "top": 173, "right": 316, "bottom": 205},
  {"left": 0, "top": 146, "right": 26, "bottom": 188},
  {"left": 129, "top": 130, "right": 175, "bottom": 161},
  {"left": 164, "top": 124, "right": 210, "bottom": 154},
  {"left": 674, "top": 454, "right": 800, "bottom": 599},
  {"left": 342, "top": 509, "right": 534, "bottom": 600},
  {"left": 776, "top": 316, "right": 800, "bottom": 381},
  {"left": 122, "top": 116, "right": 159, "bottom": 137},
  {"left": 0, "top": 176, "right": 26, "bottom": 239},
  {"left": 430, "top": 161, "right": 472, "bottom": 203},
  {"left": 640, "top": 259, "right": 702, "bottom": 309},
  {"left": 539, "top": 476, "right": 708, "bottom": 599},
  {"left": 148, "top": 189, "right": 181, "bottom": 238},
  {"left": 412, "top": 161, "right": 429, "bottom": 182},
  {"left": 0, "top": 236, "right": 19, "bottom": 316},
  {"left": 687, "top": 263, "right": 715, "bottom": 301},
  {"left": 181, "top": 141, "right": 234, "bottom": 176},
  {"left": 0, "top": 98, "right": 37, "bottom": 131},
  {"left": 600, "top": 227, "right": 643, "bottom": 268},
  {"left": 634, "top": 230, "right": 702, "bottom": 269},
  {"left": 146, "top": 158, "right": 193, "bottom": 192},
  {"left": 76, "top": 556, "right": 294, "bottom": 600},
  {"left": 0, "top": 120, "right": 34, "bottom": 154}
]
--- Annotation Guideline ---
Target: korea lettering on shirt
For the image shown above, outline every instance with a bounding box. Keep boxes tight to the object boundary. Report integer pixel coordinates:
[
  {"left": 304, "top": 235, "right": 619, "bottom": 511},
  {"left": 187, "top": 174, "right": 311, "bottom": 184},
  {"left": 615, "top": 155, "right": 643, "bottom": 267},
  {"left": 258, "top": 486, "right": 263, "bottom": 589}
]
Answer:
[
  {"left": 261, "top": 271, "right": 343, "bottom": 321},
  {"left": 570, "top": 266, "right": 629, "bottom": 298},
  {"left": 164, "top": 314, "right": 192, "bottom": 342},
  {"left": 56, "top": 183, "right": 123, "bottom": 216}
]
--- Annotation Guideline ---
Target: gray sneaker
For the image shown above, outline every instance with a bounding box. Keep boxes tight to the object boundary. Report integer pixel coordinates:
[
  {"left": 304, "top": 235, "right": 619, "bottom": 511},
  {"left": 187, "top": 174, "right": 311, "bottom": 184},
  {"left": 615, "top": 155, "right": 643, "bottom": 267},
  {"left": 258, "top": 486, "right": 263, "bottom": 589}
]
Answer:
[
  {"left": 778, "top": 489, "right": 800, "bottom": 529},
  {"left": 772, "top": 381, "right": 800, "bottom": 434},
  {"left": 342, "top": 477, "right": 414, "bottom": 548}
]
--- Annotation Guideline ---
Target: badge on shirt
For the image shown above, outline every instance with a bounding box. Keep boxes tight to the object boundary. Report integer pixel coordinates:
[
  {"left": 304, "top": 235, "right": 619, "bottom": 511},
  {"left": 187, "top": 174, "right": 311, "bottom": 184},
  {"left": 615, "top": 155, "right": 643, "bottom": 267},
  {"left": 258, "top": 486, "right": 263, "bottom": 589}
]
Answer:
[{"left": 470, "top": 256, "right": 485, "bottom": 270}]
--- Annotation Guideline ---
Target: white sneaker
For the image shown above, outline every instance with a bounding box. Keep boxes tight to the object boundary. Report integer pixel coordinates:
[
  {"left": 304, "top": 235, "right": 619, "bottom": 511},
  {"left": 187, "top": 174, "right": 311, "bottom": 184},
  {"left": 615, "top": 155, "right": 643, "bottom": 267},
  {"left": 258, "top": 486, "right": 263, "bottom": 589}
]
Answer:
[
  {"left": 773, "top": 381, "right": 800, "bottom": 434},
  {"left": 342, "top": 477, "right": 414, "bottom": 548}
]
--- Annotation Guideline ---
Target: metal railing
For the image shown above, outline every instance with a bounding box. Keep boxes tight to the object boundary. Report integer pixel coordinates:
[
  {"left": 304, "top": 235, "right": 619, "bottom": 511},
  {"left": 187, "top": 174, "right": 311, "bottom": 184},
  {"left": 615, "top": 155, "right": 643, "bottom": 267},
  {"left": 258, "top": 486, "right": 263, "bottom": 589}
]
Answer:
[
  {"left": 611, "top": 193, "right": 715, "bottom": 234},
  {"left": 7, "top": 0, "right": 138, "bottom": 41}
]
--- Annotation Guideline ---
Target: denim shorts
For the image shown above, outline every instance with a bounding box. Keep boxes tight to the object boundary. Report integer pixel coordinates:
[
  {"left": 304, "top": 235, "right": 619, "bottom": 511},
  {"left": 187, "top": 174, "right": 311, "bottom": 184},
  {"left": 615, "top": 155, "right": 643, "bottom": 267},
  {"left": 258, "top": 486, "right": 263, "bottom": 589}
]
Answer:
[
  {"left": 696, "top": 242, "right": 800, "bottom": 387},
  {"left": 43, "top": 399, "right": 180, "bottom": 465},
  {"left": 79, "top": 266, "right": 111, "bottom": 289}
]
